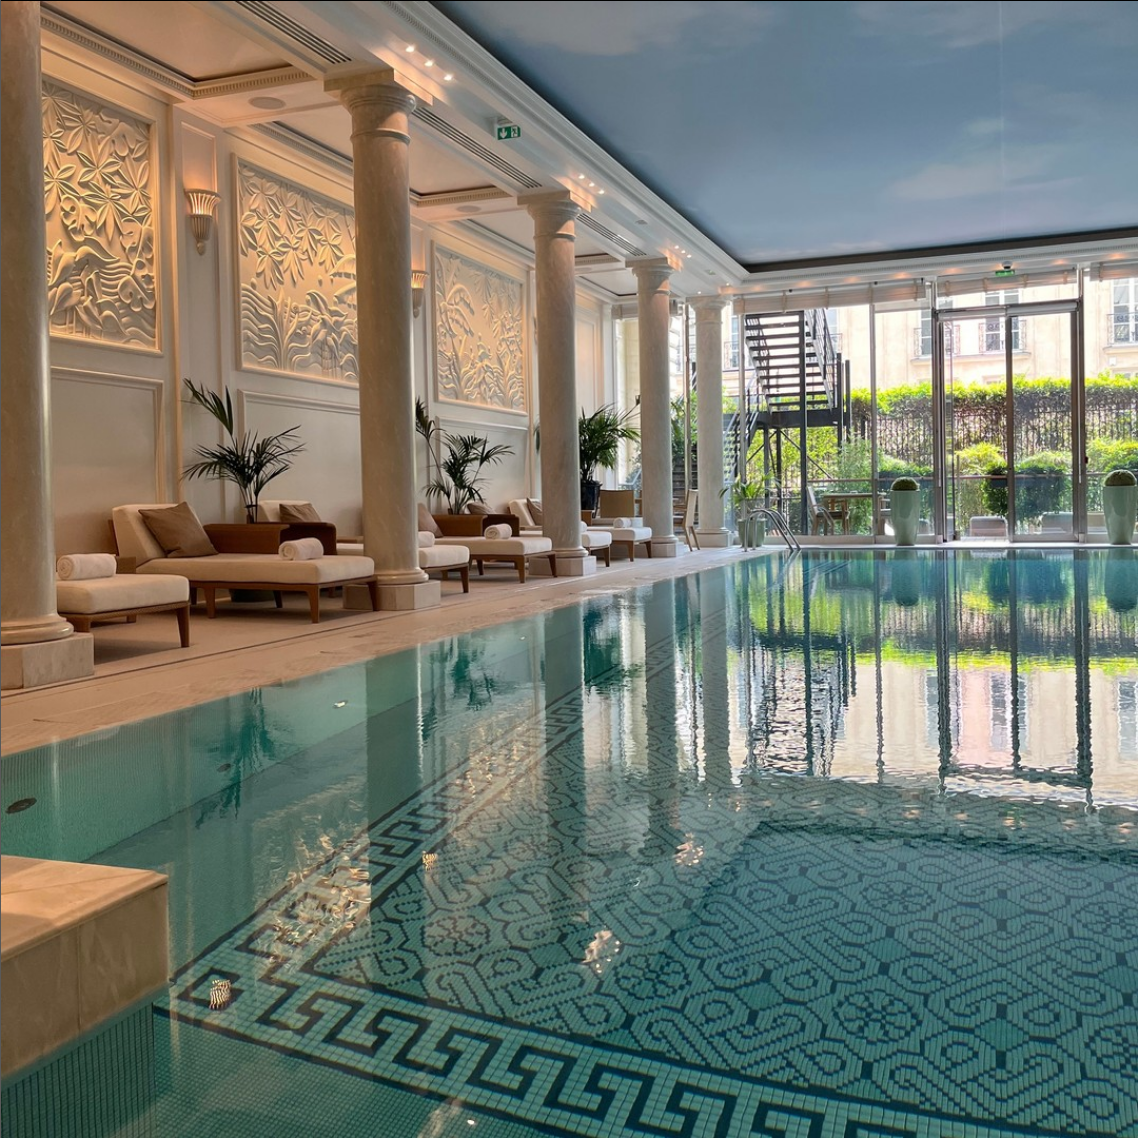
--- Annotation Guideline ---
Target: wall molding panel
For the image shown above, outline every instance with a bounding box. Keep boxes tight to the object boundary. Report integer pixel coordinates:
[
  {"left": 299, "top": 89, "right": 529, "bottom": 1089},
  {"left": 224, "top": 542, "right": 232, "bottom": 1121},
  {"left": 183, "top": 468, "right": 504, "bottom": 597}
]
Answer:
[
  {"left": 51, "top": 369, "right": 166, "bottom": 552},
  {"left": 43, "top": 79, "right": 159, "bottom": 351},
  {"left": 235, "top": 160, "right": 359, "bottom": 384},
  {"left": 432, "top": 242, "right": 527, "bottom": 416}
]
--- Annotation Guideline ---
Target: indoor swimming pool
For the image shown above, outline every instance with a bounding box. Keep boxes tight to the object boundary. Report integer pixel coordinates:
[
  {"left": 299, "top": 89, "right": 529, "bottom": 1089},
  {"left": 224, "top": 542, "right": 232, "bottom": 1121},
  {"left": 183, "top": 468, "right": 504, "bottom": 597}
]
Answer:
[{"left": 3, "top": 550, "right": 1136, "bottom": 1138}]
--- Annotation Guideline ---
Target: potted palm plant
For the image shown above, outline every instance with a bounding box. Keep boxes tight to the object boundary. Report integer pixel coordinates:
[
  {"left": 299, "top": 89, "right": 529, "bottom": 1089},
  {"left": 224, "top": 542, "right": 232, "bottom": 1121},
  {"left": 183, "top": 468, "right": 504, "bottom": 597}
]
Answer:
[
  {"left": 415, "top": 399, "right": 512, "bottom": 514},
  {"left": 183, "top": 379, "right": 304, "bottom": 522},
  {"left": 889, "top": 476, "right": 922, "bottom": 546},
  {"left": 1103, "top": 468, "right": 1137, "bottom": 545},
  {"left": 721, "top": 477, "right": 766, "bottom": 548},
  {"left": 578, "top": 403, "right": 640, "bottom": 513}
]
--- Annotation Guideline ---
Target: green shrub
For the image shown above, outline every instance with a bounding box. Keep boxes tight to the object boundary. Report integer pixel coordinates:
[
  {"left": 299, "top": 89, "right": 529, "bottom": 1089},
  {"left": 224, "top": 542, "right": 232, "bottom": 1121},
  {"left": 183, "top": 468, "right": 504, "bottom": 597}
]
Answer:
[
  {"left": 981, "top": 461, "right": 1008, "bottom": 516},
  {"left": 1015, "top": 451, "right": 1070, "bottom": 522},
  {"left": 1106, "top": 468, "right": 1138, "bottom": 487}
]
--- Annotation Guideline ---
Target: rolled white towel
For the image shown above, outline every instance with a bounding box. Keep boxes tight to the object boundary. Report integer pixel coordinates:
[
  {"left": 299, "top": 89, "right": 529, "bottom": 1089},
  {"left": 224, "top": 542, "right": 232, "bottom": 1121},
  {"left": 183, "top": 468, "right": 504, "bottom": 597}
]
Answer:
[
  {"left": 611, "top": 516, "right": 632, "bottom": 529},
  {"left": 56, "top": 553, "right": 117, "bottom": 581},
  {"left": 580, "top": 520, "right": 589, "bottom": 534},
  {"left": 279, "top": 537, "right": 324, "bottom": 561},
  {"left": 483, "top": 523, "right": 512, "bottom": 539},
  {"left": 417, "top": 531, "right": 436, "bottom": 548}
]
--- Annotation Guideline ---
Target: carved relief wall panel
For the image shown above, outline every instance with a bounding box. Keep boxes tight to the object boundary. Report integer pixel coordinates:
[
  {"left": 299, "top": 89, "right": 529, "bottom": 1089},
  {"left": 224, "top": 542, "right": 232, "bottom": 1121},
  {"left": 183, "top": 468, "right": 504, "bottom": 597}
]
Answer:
[
  {"left": 237, "top": 161, "right": 358, "bottom": 383},
  {"left": 42, "top": 81, "right": 157, "bottom": 348},
  {"left": 433, "top": 245, "right": 526, "bottom": 413}
]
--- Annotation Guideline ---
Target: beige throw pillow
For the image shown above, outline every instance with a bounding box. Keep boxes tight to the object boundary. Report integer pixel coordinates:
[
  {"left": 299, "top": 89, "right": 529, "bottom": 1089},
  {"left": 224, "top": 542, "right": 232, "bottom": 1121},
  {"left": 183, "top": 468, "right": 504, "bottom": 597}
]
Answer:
[
  {"left": 139, "top": 502, "right": 217, "bottom": 558},
  {"left": 527, "top": 498, "right": 543, "bottom": 525},
  {"left": 467, "top": 502, "right": 492, "bottom": 516},
  {"left": 417, "top": 502, "right": 443, "bottom": 537},
  {"left": 279, "top": 502, "right": 321, "bottom": 524}
]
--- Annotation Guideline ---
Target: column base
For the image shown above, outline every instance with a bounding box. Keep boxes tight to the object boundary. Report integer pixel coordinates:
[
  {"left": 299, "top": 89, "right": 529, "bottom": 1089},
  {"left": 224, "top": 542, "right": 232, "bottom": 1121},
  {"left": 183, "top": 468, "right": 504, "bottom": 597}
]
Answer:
[
  {"left": 649, "top": 537, "right": 679, "bottom": 558},
  {"left": 529, "top": 553, "right": 597, "bottom": 578},
  {"left": 343, "top": 580, "right": 441, "bottom": 611},
  {"left": 695, "top": 529, "right": 731, "bottom": 548},
  {"left": 1, "top": 633, "right": 94, "bottom": 691}
]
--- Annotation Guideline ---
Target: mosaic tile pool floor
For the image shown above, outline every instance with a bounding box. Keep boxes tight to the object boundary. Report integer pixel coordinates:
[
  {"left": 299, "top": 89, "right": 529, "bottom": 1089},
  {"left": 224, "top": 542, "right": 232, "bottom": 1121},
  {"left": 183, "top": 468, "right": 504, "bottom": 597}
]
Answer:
[{"left": 3, "top": 551, "right": 1136, "bottom": 1138}]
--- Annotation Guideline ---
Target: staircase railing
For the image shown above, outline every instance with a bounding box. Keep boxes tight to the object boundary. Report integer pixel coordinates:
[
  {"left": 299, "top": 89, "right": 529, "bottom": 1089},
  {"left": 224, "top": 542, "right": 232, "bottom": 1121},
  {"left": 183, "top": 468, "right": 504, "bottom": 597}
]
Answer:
[{"left": 803, "top": 308, "right": 840, "bottom": 410}]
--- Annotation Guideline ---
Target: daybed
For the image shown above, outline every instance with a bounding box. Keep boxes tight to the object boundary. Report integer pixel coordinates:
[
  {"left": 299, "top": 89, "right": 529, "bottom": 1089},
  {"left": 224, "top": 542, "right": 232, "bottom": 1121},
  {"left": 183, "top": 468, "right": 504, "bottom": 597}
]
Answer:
[{"left": 112, "top": 503, "right": 377, "bottom": 622}]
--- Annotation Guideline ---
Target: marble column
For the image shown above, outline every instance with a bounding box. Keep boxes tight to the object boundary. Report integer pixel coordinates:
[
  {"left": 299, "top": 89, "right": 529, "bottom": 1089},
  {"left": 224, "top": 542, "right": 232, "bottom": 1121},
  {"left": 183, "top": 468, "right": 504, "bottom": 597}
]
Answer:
[
  {"left": 521, "top": 190, "right": 594, "bottom": 577},
  {"left": 325, "top": 69, "right": 437, "bottom": 611},
  {"left": 0, "top": 1, "right": 93, "bottom": 690},
  {"left": 690, "top": 297, "right": 730, "bottom": 546},
  {"left": 630, "top": 257, "right": 680, "bottom": 557}
]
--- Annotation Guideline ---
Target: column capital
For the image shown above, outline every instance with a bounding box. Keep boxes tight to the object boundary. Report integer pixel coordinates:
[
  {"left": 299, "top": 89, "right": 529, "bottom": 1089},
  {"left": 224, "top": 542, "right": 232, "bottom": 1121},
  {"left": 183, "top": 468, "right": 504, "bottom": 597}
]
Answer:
[
  {"left": 689, "top": 294, "right": 730, "bottom": 320},
  {"left": 629, "top": 253, "right": 681, "bottom": 290},
  {"left": 518, "top": 189, "right": 584, "bottom": 238},
  {"left": 324, "top": 67, "right": 429, "bottom": 136}
]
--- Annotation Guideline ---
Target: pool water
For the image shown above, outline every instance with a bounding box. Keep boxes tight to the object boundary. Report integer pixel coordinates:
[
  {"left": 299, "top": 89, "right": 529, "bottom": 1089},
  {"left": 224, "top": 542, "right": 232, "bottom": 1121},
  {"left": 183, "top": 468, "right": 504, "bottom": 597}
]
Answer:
[{"left": 3, "top": 550, "right": 1136, "bottom": 1138}]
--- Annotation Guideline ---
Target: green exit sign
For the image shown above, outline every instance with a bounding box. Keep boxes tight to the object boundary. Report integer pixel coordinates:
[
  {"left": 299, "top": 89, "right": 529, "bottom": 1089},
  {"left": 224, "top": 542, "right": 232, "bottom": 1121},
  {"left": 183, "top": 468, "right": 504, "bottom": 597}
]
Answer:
[
  {"left": 496, "top": 123, "right": 521, "bottom": 140},
  {"left": 993, "top": 268, "right": 1016, "bottom": 278}
]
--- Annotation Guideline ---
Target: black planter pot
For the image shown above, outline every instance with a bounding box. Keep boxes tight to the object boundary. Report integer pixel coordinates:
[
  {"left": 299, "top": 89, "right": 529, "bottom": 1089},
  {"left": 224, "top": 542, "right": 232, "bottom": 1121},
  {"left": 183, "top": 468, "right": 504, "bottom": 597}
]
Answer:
[{"left": 581, "top": 479, "right": 601, "bottom": 514}]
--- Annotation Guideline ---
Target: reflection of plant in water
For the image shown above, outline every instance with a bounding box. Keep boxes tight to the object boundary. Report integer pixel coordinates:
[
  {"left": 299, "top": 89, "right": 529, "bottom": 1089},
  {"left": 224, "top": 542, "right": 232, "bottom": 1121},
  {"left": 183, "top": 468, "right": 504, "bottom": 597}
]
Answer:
[
  {"left": 195, "top": 689, "right": 276, "bottom": 826},
  {"left": 1016, "top": 555, "right": 1070, "bottom": 606},
  {"left": 583, "top": 604, "right": 641, "bottom": 694}
]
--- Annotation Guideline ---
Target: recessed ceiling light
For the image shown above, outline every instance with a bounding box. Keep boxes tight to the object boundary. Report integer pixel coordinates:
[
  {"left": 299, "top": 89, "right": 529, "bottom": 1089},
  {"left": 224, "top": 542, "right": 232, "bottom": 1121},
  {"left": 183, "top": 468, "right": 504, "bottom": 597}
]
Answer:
[
  {"left": 405, "top": 44, "right": 415, "bottom": 52},
  {"left": 249, "top": 95, "right": 286, "bottom": 110},
  {"left": 588, "top": 182, "right": 595, "bottom": 187},
  {"left": 424, "top": 59, "right": 434, "bottom": 67},
  {"left": 597, "top": 189, "right": 605, "bottom": 194},
  {"left": 686, "top": 253, "right": 692, "bottom": 258},
  {"left": 577, "top": 174, "right": 586, "bottom": 180},
  {"left": 636, "top": 219, "right": 648, "bottom": 226},
  {"left": 443, "top": 73, "right": 454, "bottom": 81}
]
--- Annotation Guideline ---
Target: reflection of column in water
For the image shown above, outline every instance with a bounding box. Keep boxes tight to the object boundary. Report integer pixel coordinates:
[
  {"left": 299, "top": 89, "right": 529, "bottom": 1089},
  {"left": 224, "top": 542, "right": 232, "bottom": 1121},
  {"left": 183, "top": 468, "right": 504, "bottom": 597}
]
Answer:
[
  {"left": 541, "top": 607, "right": 588, "bottom": 938},
  {"left": 700, "top": 571, "right": 732, "bottom": 792},
  {"left": 642, "top": 580, "right": 682, "bottom": 858},
  {"left": 932, "top": 551, "right": 954, "bottom": 786},
  {"left": 873, "top": 553, "right": 885, "bottom": 782},
  {"left": 365, "top": 645, "right": 422, "bottom": 969},
  {"left": 1072, "top": 553, "right": 1094, "bottom": 797}
]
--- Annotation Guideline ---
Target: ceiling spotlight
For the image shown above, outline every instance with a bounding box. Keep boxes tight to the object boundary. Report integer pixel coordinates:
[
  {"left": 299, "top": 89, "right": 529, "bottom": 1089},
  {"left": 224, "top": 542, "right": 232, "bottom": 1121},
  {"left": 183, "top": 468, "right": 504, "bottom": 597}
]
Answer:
[
  {"left": 686, "top": 253, "right": 692, "bottom": 258},
  {"left": 597, "top": 189, "right": 605, "bottom": 194},
  {"left": 405, "top": 44, "right": 415, "bottom": 52},
  {"left": 424, "top": 58, "right": 434, "bottom": 67},
  {"left": 443, "top": 73, "right": 454, "bottom": 81},
  {"left": 673, "top": 244, "right": 680, "bottom": 249},
  {"left": 577, "top": 173, "right": 585, "bottom": 180},
  {"left": 588, "top": 181, "right": 595, "bottom": 187}
]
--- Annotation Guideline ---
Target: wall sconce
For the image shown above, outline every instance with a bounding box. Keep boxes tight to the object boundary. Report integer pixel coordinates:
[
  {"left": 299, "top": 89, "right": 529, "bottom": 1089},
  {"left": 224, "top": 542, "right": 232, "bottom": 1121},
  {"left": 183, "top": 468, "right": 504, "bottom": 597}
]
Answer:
[
  {"left": 411, "top": 269, "right": 428, "bottom": 318},
  {"left": 185, "top": 190, "right": 220, "bottom": 255}
]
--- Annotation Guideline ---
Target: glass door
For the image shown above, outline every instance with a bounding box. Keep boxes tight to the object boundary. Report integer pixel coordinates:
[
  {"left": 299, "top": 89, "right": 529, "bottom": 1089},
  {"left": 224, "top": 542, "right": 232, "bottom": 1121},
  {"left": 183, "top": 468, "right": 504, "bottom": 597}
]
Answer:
[
  {"left": 935, "top": 299, "right": 1081, "bottom": 541},
  {"left": 1006, "top": 305, "right": 1080, "bottom": 540}
]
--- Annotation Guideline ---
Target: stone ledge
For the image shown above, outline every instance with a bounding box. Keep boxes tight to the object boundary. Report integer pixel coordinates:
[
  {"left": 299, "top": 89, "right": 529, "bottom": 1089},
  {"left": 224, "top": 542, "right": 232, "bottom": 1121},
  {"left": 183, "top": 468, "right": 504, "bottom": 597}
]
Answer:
[{"left": 1, "top": 855, "right": 168, "bottom": 1077}]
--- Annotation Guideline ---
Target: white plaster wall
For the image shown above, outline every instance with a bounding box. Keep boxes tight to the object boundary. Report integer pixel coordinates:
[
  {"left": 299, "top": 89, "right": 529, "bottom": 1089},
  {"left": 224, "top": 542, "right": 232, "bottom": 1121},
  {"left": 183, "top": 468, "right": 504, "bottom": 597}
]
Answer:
[{"left": 39, "top": 51, "right": 612, "bottom": 550}]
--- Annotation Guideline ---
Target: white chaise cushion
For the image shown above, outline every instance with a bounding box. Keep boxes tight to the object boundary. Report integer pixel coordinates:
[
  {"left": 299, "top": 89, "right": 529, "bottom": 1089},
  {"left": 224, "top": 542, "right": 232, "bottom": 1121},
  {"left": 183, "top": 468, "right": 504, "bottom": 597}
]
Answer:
[
  {"left": 57, "top": 573, "right": 189, "bottom": 614},
  {"left": 436, "top": 535, "right": 553, "bottom": 556},
  {"left": 588, "top": 525, "right": 652, "bottom": 543},
  {"left": 419, "top": 545, "right": 470, "bottom": 570},
  {"left": 112, "top": 503, "right": 181, "bottom": 565},
  {"left": 581, "top": 530, "right": 612, "bottom": 550},
  {"left": 337, "top": 542, "right": 468, "bottom": 572},
  {"left": 137, "top": 553, "right": 374, "bottom": 584},
  {"left": 508, "top": 499, "right": 536, "bottom": 528}
]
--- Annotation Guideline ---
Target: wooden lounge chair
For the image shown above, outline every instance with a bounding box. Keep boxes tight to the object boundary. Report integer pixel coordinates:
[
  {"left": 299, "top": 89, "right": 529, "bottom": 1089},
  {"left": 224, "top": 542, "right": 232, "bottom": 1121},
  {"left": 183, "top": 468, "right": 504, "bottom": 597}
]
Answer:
[{"left": 112, "top": 504, "right": 377, "bottom": 623}]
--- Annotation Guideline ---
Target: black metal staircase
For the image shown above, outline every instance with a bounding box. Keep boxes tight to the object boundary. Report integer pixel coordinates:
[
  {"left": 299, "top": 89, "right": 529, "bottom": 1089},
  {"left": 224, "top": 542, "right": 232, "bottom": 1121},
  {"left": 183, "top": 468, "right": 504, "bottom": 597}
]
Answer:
[{"left": 743, "top": 310, "right": 842, "bottom": 427}]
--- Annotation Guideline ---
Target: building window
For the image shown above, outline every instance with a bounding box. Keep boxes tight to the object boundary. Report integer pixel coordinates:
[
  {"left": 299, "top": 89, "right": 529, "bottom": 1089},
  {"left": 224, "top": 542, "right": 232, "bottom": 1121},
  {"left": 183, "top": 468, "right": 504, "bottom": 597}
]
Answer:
[
  {"left": 983, "top": 290, "right": 1023, "bottom": 353},
  {"left": 917, "top": 300, "right": 951, "bottom": 357},
  {"left": 1110, "top": 279, "right": 1138, "bottom": 344}
]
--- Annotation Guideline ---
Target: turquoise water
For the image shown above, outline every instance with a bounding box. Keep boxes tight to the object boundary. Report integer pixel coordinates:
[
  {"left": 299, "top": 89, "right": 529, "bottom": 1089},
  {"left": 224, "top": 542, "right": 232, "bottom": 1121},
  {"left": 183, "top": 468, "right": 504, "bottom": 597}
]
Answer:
[{"left": 2, "top": 550, "right": 1136, "bottom": 1138}]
